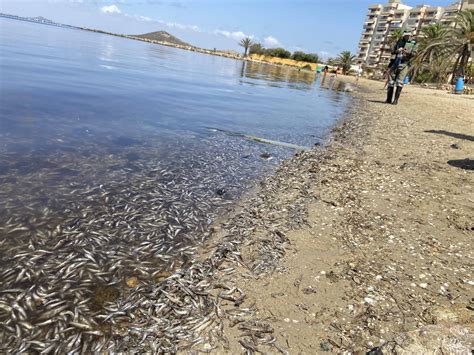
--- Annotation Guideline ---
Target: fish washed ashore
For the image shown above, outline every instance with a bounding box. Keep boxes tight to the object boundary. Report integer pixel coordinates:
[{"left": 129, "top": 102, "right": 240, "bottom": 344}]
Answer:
[
  {"left": 1, "top": 79, "right": 473, "bottom": 353},
  {"left": 210, "top": 79, "right": 474, "bottom": 353}
]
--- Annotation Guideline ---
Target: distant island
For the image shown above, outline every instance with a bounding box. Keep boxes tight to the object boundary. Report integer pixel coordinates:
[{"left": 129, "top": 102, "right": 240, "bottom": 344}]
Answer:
[{"left": 132, "top": 31, "right": 191, "bottom": 47}]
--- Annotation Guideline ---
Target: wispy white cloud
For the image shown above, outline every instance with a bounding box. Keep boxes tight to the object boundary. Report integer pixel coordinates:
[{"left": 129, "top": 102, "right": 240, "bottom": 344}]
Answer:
[
  {"left": 95, "top": 5, "right": 280, "bottom": 48},
  {"left": 263, "top": 36, "right": 281, "bottom": 48},
  {"left": 127, "top": 14, "right": 152, "bottom": 22},
  {"left": 154, "top": 20, "right": 203, "bottom": 32},
  {"left": 214, "top": 30, "right": 254, "bottom": 41},
  {"left": 100, "top": 5, "right": 121, "bottom": 14},
  {"left": 319, "top": 51, "right": 335, "bottom": 59}
]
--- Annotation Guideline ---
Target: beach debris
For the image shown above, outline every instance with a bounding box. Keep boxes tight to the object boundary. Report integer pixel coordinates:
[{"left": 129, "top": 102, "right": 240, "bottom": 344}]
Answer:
[
  {"left": 206, "top": 127, "right": 312, "bottom": 150},
  {"left": 216, "top": 187, "right": 226, "bottom": 196},
  {"left": 319, "top": 341, "right": 332, "bottom": 352},
  {"left": 302, "top": 286, "right": 316, "bottom": 294},
  {"left": 126, "top": 277, "right": 139, "bottom": 288}
]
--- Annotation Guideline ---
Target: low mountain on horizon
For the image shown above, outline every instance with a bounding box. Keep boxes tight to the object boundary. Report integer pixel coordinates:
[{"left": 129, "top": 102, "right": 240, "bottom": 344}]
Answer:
[{"left": 133, "top": 31, "right": 192, "bottom": 47}]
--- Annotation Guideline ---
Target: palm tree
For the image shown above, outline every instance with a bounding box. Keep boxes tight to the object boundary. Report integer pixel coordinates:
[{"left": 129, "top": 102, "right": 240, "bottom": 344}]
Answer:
[
  {"left": 450, "top": 9, "right": 473, "bottom": 78},
  {"left": 412, "top": 24, "right": 450, "bottom": 83},
  {"left": 388, "top": 28, "right": 405, "bottom": 48},
  {"left": 335, "top": 51, "right": 356, "bottom": 75},
  {"left": 239, "top": 37, "right": 253, "bottom": 57},
  {"left": 413, "top": 10, "right": 473, "bottom": 82}
]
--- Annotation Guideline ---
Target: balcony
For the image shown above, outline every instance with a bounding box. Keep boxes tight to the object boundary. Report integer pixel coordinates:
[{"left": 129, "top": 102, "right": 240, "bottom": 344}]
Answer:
[
  {"left": 442, "top": 12, "right": 457, "bottom": 19},
  {"left": 424, "top": 11, "right": 439, "bottom": 18}
]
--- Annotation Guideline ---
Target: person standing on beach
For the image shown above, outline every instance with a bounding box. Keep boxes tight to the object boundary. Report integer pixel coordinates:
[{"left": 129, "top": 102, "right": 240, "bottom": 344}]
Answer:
[
  {"left": 355, "top": 66, "right": 363, "bottom": 82},
  {"left": 386, "top": 31, "right": 416, "bottom": 105}
]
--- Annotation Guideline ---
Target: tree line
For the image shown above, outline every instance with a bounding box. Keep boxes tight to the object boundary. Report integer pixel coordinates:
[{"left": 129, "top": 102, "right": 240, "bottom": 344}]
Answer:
[
  {"left": 238, "top": 37, "right": 358, "bottom": 75},
  {"left": 239, "top": 38, "right": 321, "bottom": 64}
]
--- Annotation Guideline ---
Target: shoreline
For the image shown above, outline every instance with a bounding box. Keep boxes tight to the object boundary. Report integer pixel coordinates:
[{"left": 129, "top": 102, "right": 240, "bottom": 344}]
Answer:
[
  {"left": 205, "top": 79, "right": 474, "bottom": 353},
  {"left": 127, "top": 77, "right": 473, "bottom": 353}
]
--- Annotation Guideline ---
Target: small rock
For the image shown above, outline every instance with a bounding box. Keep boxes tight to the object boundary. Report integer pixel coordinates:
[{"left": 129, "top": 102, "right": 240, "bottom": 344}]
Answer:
[
  {"left": 126, "top": 277, "right": 139, "bottom": 288},
  {"left": 319, "top": 341, "right": 332, "bottom": 352},
  {"left": 154, "top": 271, "right": 172, "bottom": 283},
  {"left": 367, "top": 347, "right": 383, "bottom": 355},
  {"left": 216, "top": 188, "right": 226, "bottom": 196},
  {"left": 260, "top": 152, "right": 272, "bottom": 160},
  {"left": 302, "top": 286, "right": 317, "bottom": 294},
  {"left": 364, "top": 297, "right": 376, "bottom": 304},
  {"left": 450, "top": 143, "right": 461, "bottom": 149}
]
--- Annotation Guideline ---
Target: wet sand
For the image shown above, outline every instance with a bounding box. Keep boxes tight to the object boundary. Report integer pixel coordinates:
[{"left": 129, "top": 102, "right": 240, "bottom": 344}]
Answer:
[{"left": 206, "top": 78, "right": 474, "bottom": 353}]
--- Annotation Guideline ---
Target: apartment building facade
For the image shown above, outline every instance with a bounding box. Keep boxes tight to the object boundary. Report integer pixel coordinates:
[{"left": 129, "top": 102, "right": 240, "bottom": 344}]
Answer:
[{"left": 356, "top": 0, "right": 470, "bottom": 69}]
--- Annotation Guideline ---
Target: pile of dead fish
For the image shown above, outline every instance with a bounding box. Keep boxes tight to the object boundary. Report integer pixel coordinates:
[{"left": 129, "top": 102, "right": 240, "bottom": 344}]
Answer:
[
  {"left": 0, "top": 119, "right": 341, "bottom": 352},
  {"left": 0, "top": 129, "right": 290, "bottom": 353}
]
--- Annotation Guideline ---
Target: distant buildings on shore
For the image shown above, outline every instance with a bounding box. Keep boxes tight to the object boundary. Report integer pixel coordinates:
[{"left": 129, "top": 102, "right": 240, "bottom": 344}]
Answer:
[{"left": 356, "top": 0, "right": 474, "bottom": 69}]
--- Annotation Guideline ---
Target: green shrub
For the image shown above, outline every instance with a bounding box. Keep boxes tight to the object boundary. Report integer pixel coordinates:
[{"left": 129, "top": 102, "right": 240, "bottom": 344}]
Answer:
[
  {"left": 416, "top": 71, "right": 433, "bottom": 83},
  {"left": 249, "top": 43, "right": 264, "bottom": 55}
]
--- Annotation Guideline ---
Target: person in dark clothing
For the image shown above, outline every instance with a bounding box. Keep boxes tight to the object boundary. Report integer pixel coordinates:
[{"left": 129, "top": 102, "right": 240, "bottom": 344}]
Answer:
[{"left": 386, "top": 32, "right": 416, "bottom": 105}]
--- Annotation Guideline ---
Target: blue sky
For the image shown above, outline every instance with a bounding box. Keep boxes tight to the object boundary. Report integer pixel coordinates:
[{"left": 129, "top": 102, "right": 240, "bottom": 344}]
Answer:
[{"left": 0, "top": 0, "right": 457, "bottom": 58}]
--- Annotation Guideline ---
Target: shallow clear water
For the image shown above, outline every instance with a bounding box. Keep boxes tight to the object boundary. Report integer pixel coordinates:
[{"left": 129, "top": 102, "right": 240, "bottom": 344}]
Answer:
[
  {"left": 0, "top": 19, "right": 348, "bottom": 244},
  {"left": 0, "top": 18, "right": 350, "bottom": 350}
]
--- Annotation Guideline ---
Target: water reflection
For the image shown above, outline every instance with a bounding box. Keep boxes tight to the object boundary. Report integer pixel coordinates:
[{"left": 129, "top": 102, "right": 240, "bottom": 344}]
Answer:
[{"left": 239, "top": 60, "right": 316, "bottom": 90}]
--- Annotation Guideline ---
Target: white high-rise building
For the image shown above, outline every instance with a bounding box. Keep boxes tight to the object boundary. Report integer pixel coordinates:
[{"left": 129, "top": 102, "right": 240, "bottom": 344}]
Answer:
[{"left": 356, "top": 0, "right": 467, "bottom": 69}]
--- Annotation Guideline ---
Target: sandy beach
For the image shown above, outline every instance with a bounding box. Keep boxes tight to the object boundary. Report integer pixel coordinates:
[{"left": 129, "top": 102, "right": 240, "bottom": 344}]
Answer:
[{"left": 199, "top": 78, "right": 474, "bottom": 353}]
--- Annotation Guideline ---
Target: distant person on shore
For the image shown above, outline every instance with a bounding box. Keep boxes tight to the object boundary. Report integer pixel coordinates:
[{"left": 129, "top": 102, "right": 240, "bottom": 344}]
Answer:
[
  {"left": 386, "top": 31, "right": 416, "bottom": 105},
  {"left": 355, "top": 66, "right": 363, "bottom": 82}
]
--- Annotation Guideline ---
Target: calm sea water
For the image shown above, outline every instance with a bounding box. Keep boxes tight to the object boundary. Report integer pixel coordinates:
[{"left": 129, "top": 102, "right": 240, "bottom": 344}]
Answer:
[
  {"left": 0, "top": 18, "right": 348, "bottom": 259},
  {"left": 0, "top": 18, "right": 350, "bottom": 351}
]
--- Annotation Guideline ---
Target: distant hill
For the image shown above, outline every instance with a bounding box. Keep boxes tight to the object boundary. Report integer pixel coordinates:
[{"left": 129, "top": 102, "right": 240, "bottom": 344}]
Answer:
[{"left": 133, "top": 31, "right": 191, "bottom": 47}]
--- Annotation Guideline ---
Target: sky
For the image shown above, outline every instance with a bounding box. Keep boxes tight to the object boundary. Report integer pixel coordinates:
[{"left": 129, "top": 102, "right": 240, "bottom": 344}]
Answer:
[{"left": 0, "top": 0, "right": 458, "bottom": 58}]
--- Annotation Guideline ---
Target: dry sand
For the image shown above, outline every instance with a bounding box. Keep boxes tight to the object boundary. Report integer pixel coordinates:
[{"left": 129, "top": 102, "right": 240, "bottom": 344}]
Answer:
[{"left": 207, "top": 79, "right": 473, "bottom": 354}]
